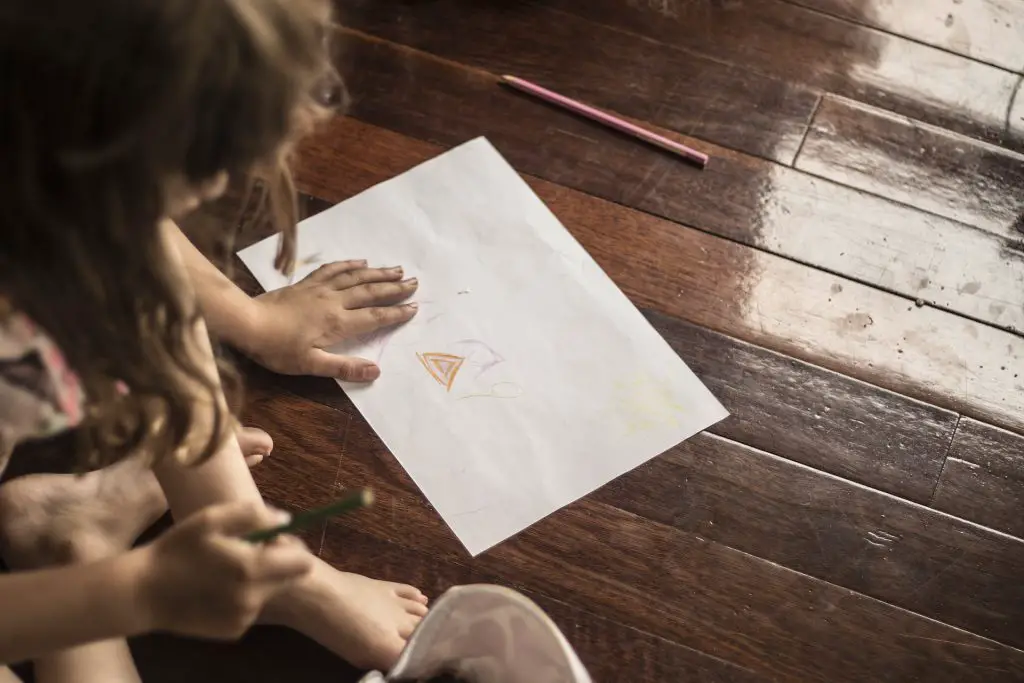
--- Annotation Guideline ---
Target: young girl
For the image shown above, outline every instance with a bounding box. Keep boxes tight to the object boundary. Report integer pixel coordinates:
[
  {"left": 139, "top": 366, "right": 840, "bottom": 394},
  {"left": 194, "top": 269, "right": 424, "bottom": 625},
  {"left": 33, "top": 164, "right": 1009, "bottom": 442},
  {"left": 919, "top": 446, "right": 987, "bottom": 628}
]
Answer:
[{"left": 0, "top": 0, "right": 428, "bottom": 679}]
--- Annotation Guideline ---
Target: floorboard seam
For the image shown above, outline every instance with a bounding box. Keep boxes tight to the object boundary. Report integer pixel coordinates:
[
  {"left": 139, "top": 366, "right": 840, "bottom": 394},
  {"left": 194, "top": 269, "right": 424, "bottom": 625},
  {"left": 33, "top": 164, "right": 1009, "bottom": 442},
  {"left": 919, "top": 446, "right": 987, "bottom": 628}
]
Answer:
[
  {"left": 928, "top": 414, "right": 962, "bottom": 506},
  {"left": 777, "top": 0, "right": 1024, "bottom": 75},
  {"left": 791, "top": 93, "right": 823, "bottom": 167},
  {"left": 1006, "top": 75, "right": 1024, "bottom": 133},
  {"left": 320, "top": 411, "right": 354, "bottom": 557}
]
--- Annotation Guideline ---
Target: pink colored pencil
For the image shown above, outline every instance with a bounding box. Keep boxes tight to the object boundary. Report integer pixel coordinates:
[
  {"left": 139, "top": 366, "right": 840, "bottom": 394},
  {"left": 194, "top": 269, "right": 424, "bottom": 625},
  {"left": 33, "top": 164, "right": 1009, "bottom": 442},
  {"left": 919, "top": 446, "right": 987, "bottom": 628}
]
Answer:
[{"left": 500, "top": 75, "right": 708, "bottom": 168}]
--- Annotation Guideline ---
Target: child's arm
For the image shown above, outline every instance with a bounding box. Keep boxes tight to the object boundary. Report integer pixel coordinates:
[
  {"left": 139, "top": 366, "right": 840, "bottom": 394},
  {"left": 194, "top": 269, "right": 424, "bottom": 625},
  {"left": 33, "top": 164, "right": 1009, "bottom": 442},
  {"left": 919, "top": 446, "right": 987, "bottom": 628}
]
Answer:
[
  {"left": 167, "top": 220, "right": 417, "bottom": 381},
  {"left": 0, "top": 551, "right": 147, "bottom": 663},
  {"left": 153, "top": 220, "right": 266, "bottom": 513},
  {"left": 166, "top": 221, "right": 262, "bottom": 353},
  {"left": 0, "top": 502, "right": 313, "bottom": 665}
]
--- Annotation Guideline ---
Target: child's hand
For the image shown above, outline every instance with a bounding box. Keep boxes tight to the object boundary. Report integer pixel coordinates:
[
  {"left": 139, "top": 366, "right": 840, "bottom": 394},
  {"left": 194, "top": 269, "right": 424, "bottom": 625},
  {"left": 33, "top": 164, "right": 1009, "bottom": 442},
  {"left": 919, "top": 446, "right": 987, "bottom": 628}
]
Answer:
[
  {"left": 136, "top": 502, "right": 314, "bottom": 640},
  {"left": 245, "top": 260, "right": 419, "bottom": 382}
]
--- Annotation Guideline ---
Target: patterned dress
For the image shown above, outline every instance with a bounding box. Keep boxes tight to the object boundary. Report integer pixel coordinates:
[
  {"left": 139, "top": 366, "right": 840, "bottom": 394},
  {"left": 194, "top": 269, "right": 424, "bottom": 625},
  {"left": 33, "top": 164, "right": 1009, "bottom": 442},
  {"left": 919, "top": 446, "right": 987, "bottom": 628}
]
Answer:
[{"left": 0, "top": 298, "right": 85, "bottom": 477}]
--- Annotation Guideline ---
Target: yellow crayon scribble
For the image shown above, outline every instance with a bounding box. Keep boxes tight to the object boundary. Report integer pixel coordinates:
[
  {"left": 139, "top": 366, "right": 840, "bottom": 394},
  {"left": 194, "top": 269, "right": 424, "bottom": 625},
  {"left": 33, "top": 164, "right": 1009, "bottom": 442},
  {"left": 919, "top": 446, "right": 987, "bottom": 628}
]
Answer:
[{"left": 615, "top": 375, "right": 686, "bottom": 433}]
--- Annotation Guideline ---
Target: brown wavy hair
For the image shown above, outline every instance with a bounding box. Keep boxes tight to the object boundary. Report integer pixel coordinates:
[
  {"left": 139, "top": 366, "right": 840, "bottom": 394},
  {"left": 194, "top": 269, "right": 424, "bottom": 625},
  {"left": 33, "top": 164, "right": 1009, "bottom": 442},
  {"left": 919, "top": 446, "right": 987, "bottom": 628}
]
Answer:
[{"left": 0, "top": 0, "right": 337, "bottom": 469}]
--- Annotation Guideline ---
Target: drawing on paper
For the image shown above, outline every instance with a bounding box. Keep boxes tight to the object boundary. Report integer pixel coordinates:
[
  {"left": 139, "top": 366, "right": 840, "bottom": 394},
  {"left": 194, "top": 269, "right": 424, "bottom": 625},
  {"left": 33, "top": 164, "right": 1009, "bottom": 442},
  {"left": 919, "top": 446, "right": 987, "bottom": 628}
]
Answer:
[
  {"left": 417, "top": 352, "right": 465, "bottom": 391},
  {"left": 615, "top": 375, "right": 687, "bottom": 433},
  {"left": 452, "top": 339, "right": 505, "bottom": 378},
  {"left": 457, "top": 382, "right": 523, "bottom": 401}
]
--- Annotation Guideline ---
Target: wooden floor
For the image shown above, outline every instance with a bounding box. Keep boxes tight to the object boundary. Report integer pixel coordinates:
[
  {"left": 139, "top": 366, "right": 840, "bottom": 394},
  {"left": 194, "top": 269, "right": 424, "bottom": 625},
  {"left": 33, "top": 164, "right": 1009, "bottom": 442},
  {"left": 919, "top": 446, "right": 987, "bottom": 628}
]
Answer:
[{"left": 131, "top": 1, "right": 1024, "bottom": 681}]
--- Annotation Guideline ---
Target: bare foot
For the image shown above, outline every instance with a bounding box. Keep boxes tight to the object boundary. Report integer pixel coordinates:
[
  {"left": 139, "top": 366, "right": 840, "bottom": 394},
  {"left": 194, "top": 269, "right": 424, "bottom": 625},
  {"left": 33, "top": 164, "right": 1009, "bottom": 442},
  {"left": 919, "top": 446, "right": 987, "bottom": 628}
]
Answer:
[
  {"left": 0, "top": 456, "right": 165, "bottom": 567},
  {"left": 0, "top": 426, "right": 271, "bottom": 568},
  {"left": 237, "top": 425, "right": 274, "bottom": 467},
  {"left": 263, "top": 559, "right": 429, "bottom": 671}
]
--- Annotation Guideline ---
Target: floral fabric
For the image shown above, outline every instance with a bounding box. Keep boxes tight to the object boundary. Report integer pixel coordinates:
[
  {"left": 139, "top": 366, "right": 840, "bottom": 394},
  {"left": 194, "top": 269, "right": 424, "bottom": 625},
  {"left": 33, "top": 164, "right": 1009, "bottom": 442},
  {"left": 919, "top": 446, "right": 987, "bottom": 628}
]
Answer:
[{"left": 0, "top": 299, "right": 84, "bottom": 474}]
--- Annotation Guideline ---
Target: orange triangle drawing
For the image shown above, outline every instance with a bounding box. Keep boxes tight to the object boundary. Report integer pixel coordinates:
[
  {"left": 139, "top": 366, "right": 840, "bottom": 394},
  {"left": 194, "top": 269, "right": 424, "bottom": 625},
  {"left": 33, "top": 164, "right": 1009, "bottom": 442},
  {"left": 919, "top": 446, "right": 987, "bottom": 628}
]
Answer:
[{"left": 417, "top": 352, "right": 465, "bottom": 391}]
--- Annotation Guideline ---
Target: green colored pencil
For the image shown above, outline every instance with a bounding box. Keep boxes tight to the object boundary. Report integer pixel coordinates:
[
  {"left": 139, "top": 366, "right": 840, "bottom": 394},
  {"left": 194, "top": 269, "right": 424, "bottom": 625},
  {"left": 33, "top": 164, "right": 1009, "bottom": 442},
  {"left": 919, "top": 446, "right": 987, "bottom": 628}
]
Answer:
[{"left": 245, "top": 488, "right": 375, "bottom": 543}]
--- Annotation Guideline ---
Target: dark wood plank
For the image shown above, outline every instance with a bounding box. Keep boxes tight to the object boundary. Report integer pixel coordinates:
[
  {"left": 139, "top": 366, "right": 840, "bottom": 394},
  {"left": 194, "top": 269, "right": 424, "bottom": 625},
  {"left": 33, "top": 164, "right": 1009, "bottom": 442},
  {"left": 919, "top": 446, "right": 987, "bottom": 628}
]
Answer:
[
  {"left": 653, "top": 311, "right": 955, "bottom": 502},
  {"left": 787, "top": 0, "right": 1024, "bottom": 72},
  {"left": 290, "top": 116, "right": 1024, "bottom": 434},
  {"left": 595, "top": 430, "right": 1024, "bottom": 650},
  {"left": 333, "top": 0, "right": 819, "bottom": 163},
  {"left": 797, "top": 95, "right": 1024, "bottom": 245},
  {"left": 932, "top": 418, "right": 1024, "bottom": 539},
  {"left": 322, "top": 529, "right": 771, "bottom": 683},
  {"left": 312, "top": 398, "right": 1024, "bottom": 683},
  {"left": 536, "top": 0, "right": 1019, "bottom": 145},
  {"left": 330, "top": 32, "right": 1024, "bottom": 340},
  {"left": 241, "top": 390, "right": 349, "bottom": 550}
]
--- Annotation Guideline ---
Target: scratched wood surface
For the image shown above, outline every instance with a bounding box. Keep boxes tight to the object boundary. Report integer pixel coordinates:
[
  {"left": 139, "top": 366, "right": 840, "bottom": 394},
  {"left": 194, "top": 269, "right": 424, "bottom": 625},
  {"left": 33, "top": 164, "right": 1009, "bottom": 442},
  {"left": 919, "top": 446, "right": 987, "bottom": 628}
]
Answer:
[
  {"left": 425, "top": 0, "right": 1020, "bottom": 145},
  {"left": 788, "top": 0, "right": 1024, "bottom": 72},
  {"left": 8, "top": 1, "right": 1018, "bottom": 681},
  {"left": 328, "top": 30, "right": 1023, "bottom": 333}
]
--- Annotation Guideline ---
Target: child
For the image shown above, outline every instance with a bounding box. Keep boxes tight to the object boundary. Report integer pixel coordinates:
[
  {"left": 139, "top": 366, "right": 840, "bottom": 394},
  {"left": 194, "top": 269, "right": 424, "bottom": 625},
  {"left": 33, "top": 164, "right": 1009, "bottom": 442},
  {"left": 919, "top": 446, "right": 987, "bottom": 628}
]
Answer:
[{"left": 0, "top": 0, "right": 427, "bottom": 679}]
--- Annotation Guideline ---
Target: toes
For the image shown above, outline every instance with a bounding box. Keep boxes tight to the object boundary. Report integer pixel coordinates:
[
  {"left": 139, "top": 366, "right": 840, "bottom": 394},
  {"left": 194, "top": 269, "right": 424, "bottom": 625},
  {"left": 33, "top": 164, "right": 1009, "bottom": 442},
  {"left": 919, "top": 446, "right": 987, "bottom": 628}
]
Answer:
[
  {"left": 398, "top": 613, "right": 424, "bottom": 639},
  {"left": 403, "top": 598, "right": 429, "bottom": 617},
  {"left": 237, "top": 427, "right": 273, "bottom": 460},
  {"left": 393, "top": 583, "right": 427, "bottom": 604}
]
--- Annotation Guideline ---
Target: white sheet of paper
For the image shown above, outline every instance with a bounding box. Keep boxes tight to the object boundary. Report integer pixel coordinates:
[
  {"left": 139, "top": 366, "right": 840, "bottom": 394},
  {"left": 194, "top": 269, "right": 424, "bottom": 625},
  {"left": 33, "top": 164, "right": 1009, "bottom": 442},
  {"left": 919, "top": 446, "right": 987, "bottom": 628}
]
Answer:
[{"left": 239, "top": 138, "right": 728, "bottom": 555}]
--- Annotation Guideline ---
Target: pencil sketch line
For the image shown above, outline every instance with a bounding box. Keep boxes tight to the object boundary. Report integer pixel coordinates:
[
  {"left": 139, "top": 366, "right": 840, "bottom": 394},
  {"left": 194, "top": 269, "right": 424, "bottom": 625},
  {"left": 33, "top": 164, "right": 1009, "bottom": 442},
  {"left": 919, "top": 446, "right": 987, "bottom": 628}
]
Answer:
[{"left": 457, "top": 382, "right": 523, "bottom": 401}]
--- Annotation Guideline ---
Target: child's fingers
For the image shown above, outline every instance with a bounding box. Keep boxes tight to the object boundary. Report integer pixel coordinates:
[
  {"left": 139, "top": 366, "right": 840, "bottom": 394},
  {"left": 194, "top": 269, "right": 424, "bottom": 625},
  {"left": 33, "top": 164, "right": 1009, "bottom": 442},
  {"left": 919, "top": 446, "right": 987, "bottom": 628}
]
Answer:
[
  {"left": 343, "top": 303, "right": 419, "bottom": 336},
  {"left": 340, "top": 278, "right": 418, "bottom": 309},
  {"left": 304, "top": 260, "right": 368, "bottom": 283},
  {"left": 326, "top": 266, "right": 405, "bottom": 292},
  {"left": 253, "top": 538, "right": 315, "bottom": 582},
  {"left": 304, "top": 349, "right": 380, "bottom": 381}
]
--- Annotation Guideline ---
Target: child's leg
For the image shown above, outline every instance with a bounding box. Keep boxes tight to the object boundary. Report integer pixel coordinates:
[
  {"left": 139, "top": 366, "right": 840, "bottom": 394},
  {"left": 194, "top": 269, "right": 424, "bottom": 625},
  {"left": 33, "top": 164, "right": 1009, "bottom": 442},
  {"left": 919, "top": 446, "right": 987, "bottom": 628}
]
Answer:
[
  {"left": 34, "top": 640, "right": 139, "bottom": 683},
  {"left": 0, "top": 432, "right": 272, "bottom": 683},
  {"left": 24, "top": 488, "right": 143, "bottom": 683},
  {"left": 0, "top": 459, "right": 165, "bottom": 683},
  {"left": 155, "top": 429, "right": 429, "bottom": 671}
]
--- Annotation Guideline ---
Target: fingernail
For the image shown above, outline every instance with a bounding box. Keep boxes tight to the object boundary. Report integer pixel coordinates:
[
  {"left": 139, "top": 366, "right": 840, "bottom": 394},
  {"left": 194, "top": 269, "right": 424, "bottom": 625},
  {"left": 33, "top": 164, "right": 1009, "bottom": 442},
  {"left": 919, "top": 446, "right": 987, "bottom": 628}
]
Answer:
[
  {"left": 344, "top": 364, "right": 380, "bottom": 381},
  {"left": 406, "top": 302, "right": 419, "bottom": 310},
  {"left": 388, "top": 266, "right": 403, "bottom": 274},
  {"left": 403, "top": 278, "right": 418, "bottom": 286}
]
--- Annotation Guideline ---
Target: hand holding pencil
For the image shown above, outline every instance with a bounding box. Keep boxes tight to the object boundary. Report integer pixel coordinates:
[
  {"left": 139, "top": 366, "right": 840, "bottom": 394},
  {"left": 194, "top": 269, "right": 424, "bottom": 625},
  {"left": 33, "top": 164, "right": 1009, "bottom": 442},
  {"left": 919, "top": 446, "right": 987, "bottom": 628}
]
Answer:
[
  {"left": 131, "top": 491, "right": 372, "bottom": 641},
  {"left": 135, "top": 501, "right": 314, "bottom": 640}
]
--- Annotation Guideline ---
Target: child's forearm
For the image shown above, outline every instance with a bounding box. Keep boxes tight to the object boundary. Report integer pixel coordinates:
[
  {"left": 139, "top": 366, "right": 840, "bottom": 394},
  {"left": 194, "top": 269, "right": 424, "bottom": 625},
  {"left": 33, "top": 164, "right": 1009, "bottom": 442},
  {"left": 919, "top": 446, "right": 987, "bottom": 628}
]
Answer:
[
  {"left": 0, "top": 551, "right": 150, "bottom": 664},
  {"left": 154, "top": 221, "right": 265, "bottom": 517},
  {"left": 166, "top": 220, "right": 260, "bottom": 350}
]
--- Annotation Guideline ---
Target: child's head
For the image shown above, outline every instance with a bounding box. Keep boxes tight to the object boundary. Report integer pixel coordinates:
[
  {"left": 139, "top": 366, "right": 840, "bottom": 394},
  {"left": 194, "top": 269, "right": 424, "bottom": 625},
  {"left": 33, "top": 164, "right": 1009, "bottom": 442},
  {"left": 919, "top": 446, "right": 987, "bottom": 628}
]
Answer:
[{"left": 0, "top": 0, "right": 336, "bottom": 467}]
